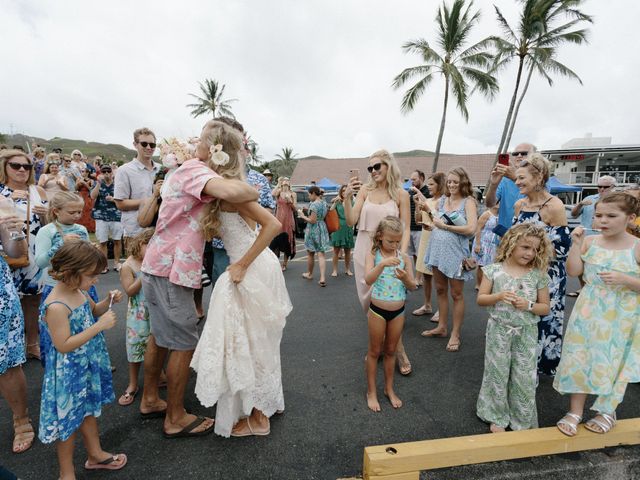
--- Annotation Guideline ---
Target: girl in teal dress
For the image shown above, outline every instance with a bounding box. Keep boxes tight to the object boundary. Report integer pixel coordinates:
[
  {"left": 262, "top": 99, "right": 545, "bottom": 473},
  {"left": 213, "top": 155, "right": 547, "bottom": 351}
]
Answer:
[
  {"left": 39, "top": 241, "right": 127, "bottom": 477},
  {"left": 118, "top": 228, "right": 155, "bottom": 406},
  {"left": 555, "top": 193, "right": 640, "bottom": 437},
  {"left": 330, "top": 185, "right": 355, "bottom": 277},
  {"left": 299, "top": 186, "right": 331, "bottom": 286}
]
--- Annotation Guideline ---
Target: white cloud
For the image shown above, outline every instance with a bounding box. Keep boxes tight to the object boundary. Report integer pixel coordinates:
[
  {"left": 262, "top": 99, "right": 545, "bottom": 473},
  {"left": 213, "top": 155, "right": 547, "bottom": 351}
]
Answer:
[{"left": 2, "top": 0, "right": 638, "bottom": 162}]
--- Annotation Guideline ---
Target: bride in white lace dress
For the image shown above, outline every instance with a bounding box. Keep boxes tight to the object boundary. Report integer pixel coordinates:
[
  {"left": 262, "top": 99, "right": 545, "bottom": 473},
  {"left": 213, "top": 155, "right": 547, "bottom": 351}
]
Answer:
[{"left": 191, "top": 121, "right": 292, "bottom": 437}]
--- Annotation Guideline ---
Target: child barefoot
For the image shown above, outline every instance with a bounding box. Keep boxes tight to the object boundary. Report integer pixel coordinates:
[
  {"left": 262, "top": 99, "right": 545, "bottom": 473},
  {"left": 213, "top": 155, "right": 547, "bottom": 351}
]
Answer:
[
  {"left": 118, "top": 228, "right": 154, "bottom": 406},
  {"left": 364, "top": 216, "right": 416, "bottom": 411},
  {"left": 38, "top": 241, "right": 125, "bottom": 479},
  {"left": 476, "top": 224, "right": 551, "bottom": 432},
  {"left": 555, "top": 192, "right": 640, "bottom": 436}
]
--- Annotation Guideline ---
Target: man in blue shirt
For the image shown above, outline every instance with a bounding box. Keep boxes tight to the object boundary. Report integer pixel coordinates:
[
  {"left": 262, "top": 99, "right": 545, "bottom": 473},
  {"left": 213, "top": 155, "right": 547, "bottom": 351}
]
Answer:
[
  {"left": 571, "top": 175, "right": 616, "bottom": 231},
  {"left": 485, "top": 142, "right": 537, "bottom": 235}
]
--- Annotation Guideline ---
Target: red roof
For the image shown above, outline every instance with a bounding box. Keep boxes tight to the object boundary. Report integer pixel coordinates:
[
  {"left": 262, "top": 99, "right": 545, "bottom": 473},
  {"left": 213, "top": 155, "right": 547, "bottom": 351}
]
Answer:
[{"left": 290, "top": 154, "right": 496, "bottom": 186}]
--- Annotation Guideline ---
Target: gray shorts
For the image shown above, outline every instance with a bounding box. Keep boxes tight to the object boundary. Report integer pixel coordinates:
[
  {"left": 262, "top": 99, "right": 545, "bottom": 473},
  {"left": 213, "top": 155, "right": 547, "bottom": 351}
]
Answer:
[
  {"left": 408, "top": 230, "right": 422, "bottom": 257},
  {"left": 142, "top": 273, "right": 198, "bottom": 351}
]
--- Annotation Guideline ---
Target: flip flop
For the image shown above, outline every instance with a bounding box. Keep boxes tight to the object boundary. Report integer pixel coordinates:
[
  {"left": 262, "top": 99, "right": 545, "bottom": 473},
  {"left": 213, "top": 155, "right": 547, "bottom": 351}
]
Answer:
[
  {"left": 163, "top": 416, "right": 215, "bottom": 438},
  {"left": 84, "top": 454, "right": 127, "bottom": 471},
  {"left": 318, "top": 281, "right": 326, "bottom": 287},
  {"left": 396, "top": 353, "right": 412, "bottom": 376},
  {"left": 421, "top": 329, "right": 447, "bottom": 337},
  {"left": 446, "top": 339, "right": 461, "bottom": 352},
  {"left": 230, "top": 417, "right": 270, "bottom": 437},
  {"left": 118, "top": 388, "right": 139, "bottom": 406},
  {"left": 302, "top": 273, "right": 313, "bottom": 280},
  {"left": 412, "top": 305, "right": 432, "bottom": 316}
]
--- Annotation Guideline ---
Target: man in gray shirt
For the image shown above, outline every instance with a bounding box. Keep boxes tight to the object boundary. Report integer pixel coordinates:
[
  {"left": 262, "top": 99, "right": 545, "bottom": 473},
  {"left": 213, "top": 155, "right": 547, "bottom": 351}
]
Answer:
[{"left": 114, "top": 127, "right": 160, "bottom": 249}]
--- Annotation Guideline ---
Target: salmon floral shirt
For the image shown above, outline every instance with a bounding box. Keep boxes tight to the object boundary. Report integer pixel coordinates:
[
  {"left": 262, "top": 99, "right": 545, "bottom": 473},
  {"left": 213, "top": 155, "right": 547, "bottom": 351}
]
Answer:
[{"left": 142, "top": 159, "right": 219, "bottom": 288}]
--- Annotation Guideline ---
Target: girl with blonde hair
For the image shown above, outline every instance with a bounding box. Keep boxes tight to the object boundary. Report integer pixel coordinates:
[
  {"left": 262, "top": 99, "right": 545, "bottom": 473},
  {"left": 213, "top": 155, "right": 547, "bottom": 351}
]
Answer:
[{"left": 343, "top": 149, "right": 413, "bottom": 375}]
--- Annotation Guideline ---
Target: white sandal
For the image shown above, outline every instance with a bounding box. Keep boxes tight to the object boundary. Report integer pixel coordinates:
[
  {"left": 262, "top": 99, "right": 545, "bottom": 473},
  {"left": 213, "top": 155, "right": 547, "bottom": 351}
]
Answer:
[
  {"left": 585, "top": 412, "right": 616, "bottom": 434},
  {"left": 556, "top": 412, "right": 582, "bottom": 437}
]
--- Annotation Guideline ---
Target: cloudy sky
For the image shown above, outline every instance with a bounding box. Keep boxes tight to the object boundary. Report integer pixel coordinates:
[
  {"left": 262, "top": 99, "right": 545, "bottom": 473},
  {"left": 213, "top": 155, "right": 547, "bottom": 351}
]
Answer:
[{"left": 2, "top": 0, "right": 638, "bottom": 161}]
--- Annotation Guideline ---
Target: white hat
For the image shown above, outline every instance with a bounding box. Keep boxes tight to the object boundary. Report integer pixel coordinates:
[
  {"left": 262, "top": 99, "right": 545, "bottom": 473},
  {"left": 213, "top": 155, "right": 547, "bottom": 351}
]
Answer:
[{"left": 263, "top": 169, "right": 273, "bottom": 175}]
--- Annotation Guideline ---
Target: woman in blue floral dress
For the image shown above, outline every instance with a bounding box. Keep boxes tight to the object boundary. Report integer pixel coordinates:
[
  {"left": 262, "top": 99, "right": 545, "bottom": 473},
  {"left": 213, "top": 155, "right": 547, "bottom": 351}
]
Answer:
[
  {"left": 0, "top": 149, "right": 49, "bottom": 361},
  {"left": 299, "top": 186, "right": 331, "bottom": 286},
  {"left": 0, "top": 211, "right": 34, "bottom": 454},
  {"left": 38, "top": 241, "right": 127, "bottom": 477},
  {"left": 512, "top": 154, "right": 571, "bottom": 376}
]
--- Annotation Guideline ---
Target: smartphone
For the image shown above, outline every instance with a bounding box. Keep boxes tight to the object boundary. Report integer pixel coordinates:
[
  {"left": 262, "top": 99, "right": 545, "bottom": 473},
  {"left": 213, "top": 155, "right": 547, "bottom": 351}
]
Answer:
[
  {"left": 498, "top": 153, "right": 510, "bottom": 166},
  {"left": 349, "top": 169, "right": 360, "bottom": 182}
]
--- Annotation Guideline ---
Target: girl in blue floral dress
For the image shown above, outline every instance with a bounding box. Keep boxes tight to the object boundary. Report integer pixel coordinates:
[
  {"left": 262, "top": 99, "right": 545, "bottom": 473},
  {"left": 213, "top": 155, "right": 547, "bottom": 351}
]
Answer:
[
  {"left": 299, "top": 186, "right": 331, "bottom": 286},
  {"left": 38, "top": 241, "right": 127, "bottom": 477}
]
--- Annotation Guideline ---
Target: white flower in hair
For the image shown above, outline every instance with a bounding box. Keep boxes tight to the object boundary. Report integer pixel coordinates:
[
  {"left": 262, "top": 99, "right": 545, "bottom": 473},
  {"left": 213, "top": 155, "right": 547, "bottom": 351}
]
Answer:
[{"left": 209, "top": 144, "right": 230, "bottom": 166}]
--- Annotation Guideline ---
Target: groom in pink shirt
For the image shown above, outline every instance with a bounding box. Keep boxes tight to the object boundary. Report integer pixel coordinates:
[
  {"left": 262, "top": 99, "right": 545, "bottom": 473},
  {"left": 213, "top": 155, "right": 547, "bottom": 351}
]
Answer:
[{"left": 140, "top": 120, "right": 258, "bottom": 438}]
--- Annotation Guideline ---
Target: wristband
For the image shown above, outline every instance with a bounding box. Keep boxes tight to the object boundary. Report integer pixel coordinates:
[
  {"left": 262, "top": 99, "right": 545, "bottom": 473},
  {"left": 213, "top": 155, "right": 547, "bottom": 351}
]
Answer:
[{"left": 527, "top": 300, "right": 534, "bottom": 311}]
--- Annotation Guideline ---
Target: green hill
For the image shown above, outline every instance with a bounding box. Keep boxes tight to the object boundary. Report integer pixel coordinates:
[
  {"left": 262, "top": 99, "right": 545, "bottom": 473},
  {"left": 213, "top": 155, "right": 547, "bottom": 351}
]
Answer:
[{"left": 4, "top": 133, "right": 136, "bottom": 164}]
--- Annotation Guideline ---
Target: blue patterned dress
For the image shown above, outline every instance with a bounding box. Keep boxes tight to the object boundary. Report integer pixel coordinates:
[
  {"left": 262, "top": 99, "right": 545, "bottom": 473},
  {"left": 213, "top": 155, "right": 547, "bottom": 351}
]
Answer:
[
  {"left": 0, "top": 256, "right": 26, "bottom": 374},
  {"left": 0, "top": 185, "right": 47, "bottom": 295},
  {"left": 38, "top": 298, "right": 114, "bottom": 443},
  {"left": 424, "top": 196, "right": 474, "bottom": 281},
  {"left": 304, "top": 200, "right": 331, "bottom": 252},
  {"left": 513, "top": 204, "right": 571, "bottom": 376},
  {"left": 472, "top": 213, "right": 499, "bottom": 266}
]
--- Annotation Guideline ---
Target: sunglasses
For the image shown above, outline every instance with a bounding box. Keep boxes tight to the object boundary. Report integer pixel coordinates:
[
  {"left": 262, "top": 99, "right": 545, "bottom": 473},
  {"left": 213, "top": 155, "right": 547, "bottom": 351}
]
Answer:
[
  {"left": 100, "top": 168, "right": 112, "bottom": 173},
  {"left": 139, "top": 141, "right": 157, "bottom": 149},
  {"left": 597, "top": 185, "right": 612, "bottom": 190},
  {"left": 7, "top": 162, "right": 33, "bottom": 171},
  {"left": 367, "top": 162, "right": 383, "bottom": 173},
  {"left": 511, "top": 151, "right": 529, "bottom": 157},
  {"left": 48, "top": 161, "right": 61, "bottom": 166},
  {"left": 520, "top": 159, "right": 541, "bottom": 173}
]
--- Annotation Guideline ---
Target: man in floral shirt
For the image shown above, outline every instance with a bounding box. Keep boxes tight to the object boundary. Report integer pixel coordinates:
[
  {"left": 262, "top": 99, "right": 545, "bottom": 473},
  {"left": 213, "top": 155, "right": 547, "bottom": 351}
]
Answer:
[
  {"left": 140, "top": 120, "right": 258, "bottom": 438},
  {"left": 91, "top": 163, "right": 123, "bottom": 271}
]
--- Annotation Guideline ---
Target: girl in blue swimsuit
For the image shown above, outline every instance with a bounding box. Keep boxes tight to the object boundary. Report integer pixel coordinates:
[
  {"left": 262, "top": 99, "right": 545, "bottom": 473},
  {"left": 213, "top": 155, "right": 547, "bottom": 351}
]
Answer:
[{"left": 364, "top": 216, "right": 416, "bottom": 412}]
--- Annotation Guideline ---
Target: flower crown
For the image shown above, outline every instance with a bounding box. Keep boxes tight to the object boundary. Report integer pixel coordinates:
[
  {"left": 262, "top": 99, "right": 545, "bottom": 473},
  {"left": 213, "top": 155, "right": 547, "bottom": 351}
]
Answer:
[{"left": 209, "top": 144, "right": 230, "bottom": 167}]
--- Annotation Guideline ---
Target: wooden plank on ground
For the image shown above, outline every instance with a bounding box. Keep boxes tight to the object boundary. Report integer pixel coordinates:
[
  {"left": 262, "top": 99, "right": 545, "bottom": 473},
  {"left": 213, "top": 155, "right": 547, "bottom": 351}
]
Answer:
[{"left": 363, "top": 418, "right": 640, "bottom": 479}]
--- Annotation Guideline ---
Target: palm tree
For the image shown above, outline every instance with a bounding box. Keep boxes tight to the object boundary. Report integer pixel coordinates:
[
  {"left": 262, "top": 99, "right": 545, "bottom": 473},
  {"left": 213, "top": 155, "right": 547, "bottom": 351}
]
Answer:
[
  {"left": 186, "top": 79, "right": 238, "bottom": 119},
  {"left": 245, "top": 135, "right": 262, "bottom": 166},
  {"left": 273, "top": 147, "right": 298, "bottom": 178},
  {"left": 392, "top": 0, "right": 498, "bottom": 173},
  {"left": 491, "top": 0, "right": 592, "bottom": 157}
]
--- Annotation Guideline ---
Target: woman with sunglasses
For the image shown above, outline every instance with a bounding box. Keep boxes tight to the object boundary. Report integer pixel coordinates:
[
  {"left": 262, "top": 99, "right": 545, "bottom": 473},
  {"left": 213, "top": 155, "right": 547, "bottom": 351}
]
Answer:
[
  {"left": 344, "top": 150, "right": 413, "bottom": 375},
  {"left": 0, "top": 150, "right": 49, "bottom": 361},
  {"left": 512, "top": 153, "right": 570, "bottom": 376},
  {"left": 37, "top": 153, "right": 70, "bottom": 196}
]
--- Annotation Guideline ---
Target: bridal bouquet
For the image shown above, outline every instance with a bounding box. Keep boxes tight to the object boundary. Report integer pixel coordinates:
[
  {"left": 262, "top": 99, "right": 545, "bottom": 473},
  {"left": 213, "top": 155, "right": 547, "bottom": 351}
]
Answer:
[{"left": 159, "top": 137, "right": 199, "bottom": 169}]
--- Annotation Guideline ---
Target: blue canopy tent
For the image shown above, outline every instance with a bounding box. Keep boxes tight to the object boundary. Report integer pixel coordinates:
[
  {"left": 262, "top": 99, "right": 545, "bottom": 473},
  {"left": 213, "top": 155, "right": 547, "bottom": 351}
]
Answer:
[
  {"left": 313, "top": 177, "right": 340, "bottom": 191},
  {"left": 548, "top": 176, "right": 582, "bottom": 194}
]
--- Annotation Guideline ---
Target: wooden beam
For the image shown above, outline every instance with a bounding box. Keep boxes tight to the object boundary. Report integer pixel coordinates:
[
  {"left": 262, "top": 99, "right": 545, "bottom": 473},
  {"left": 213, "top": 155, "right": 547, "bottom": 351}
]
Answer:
[{"left": 363, "top": 418, "right": 640, "bottom": 479}]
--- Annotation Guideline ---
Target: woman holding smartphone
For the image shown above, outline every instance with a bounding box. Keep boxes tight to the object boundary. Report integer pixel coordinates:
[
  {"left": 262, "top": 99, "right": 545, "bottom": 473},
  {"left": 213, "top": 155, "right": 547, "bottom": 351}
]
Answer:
[
  {"left": 422, "top": 167, "right": 477, "bottom": 352},
  {"left": 412, "top": 172, "right": 446, "bottom": 317},
  {"left": 344, "top": 150, "right": 413, "bottom": 375}
]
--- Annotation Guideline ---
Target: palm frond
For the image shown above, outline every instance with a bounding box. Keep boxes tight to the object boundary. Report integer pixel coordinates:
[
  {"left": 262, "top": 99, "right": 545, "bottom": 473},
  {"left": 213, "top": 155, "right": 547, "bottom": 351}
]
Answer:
[
  {"left": 399, "top": 74, "right": 435, "bottom": 114},
  {"left": 448, "top": 66, "right": 469, "bottom": 121},
  {"left": 402, "top": 39, "right": 443, "bottom": 64},
  {"left": 392, "top": 65, "right": 436, "bottom": 89},
  {"left": 461, "top": 67, "right": 499, "bottom": 100},
  {"left": 493, "top": 5, "right": 517, "bottom": 43}
]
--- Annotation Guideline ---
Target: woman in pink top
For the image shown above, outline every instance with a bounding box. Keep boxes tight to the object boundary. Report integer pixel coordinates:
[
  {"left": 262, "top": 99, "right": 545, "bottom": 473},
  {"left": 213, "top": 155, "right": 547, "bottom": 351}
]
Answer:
[{"left": 344, "top": 150, "right": 412, "bottom": 375}]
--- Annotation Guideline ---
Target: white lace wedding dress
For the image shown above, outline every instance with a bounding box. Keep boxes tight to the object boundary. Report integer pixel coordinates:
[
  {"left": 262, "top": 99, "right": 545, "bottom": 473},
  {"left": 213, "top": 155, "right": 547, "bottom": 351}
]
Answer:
[{"left": 191, "top": 211, "right": 292, "bottom": 437}]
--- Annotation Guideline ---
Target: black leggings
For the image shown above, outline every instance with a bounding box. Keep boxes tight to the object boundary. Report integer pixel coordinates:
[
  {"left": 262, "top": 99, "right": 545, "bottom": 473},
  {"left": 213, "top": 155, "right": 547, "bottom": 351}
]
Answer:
[{"left": 369, "top": 303, "right": 405, "bottom": 322}]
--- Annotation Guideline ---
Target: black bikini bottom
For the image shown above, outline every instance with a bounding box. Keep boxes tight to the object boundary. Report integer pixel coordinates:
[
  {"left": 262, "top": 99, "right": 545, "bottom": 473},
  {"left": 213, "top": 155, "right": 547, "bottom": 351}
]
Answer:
[{"left": 369, "top": 303, "right": 405, "bottom": 322}]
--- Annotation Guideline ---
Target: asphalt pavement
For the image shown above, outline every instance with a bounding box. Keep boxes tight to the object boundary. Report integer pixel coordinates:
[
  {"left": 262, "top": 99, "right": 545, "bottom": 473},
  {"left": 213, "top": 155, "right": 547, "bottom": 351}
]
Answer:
[{"left": 1, "top": 248, "right": 639, "bottom": 479}]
